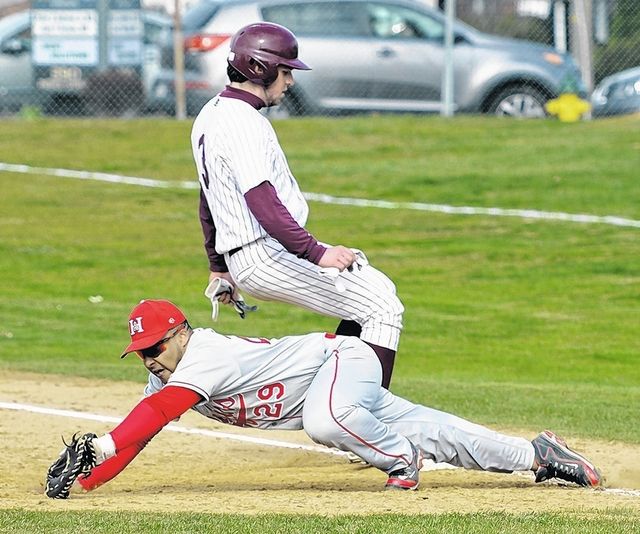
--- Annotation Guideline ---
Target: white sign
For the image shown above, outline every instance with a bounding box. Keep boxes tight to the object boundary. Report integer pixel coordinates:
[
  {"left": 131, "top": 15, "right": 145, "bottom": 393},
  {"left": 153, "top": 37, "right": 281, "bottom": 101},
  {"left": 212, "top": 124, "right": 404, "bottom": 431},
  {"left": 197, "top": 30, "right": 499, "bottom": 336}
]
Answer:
[
  {"left": 108, "top": 39, "right": 143, "bottom": 65},
  {"left": 36, "top": 66, "right": 87, "bottom": 91},
  {"left": 32, "top": 10, "right": 98, "bottom": 37},
  {"left": 108, "top": 10, "right": 143, "bottom": 37},
  {"left": 516, "top": 0, "right": 550, "bottom": 18},
  {"left": 32, "top": 38, "right": 99, "bottom": 66}
]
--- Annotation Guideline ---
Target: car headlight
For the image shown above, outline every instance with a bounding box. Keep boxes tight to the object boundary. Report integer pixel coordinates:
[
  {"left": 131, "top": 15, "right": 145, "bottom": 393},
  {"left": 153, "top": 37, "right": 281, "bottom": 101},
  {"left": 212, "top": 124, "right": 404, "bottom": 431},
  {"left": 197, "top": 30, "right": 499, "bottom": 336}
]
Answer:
[
  {"left": 625, "top": 80, "right": 640, "bottom": 96},
  {"left": 591, "top": 85, "right": 608, "bottom": 105},
  {"left": 543, "top": 52, "right": 564, "bottom": 65}
]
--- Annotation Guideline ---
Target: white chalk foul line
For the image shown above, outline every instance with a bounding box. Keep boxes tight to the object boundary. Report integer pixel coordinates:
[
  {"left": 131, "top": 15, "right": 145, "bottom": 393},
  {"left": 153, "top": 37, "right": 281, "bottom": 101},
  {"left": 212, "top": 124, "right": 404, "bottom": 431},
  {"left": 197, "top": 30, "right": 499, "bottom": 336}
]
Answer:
[
  {"left": 0, "top": 400, "right": 346, "bottom": 456},
  {"left": 2, "top": 162, "right": 639, "bottom": 229},
  {"left": 4, "top": 400, "right": 640, "bottom": 495},
  {"left": 304, "top": 193, "right": 640, "bottom": 229},
  {"left": 0, "top": 400, "right": 456, "bottom": 472}
]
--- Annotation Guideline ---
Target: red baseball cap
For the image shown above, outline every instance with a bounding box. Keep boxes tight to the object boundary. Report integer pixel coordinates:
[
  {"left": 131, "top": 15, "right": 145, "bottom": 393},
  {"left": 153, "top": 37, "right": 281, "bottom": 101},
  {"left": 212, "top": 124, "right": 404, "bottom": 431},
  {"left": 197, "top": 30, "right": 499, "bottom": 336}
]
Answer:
[{"left": 121, "top": 299, "right": 186, "bottom": 358}]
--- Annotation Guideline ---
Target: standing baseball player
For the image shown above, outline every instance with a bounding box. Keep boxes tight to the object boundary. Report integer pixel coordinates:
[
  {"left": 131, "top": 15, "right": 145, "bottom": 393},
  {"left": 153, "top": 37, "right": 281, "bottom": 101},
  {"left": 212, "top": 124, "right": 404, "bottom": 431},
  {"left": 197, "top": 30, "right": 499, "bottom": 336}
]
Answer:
[
  {"left": 191, "top": 22, "right": 403, "bottom": 389},
  {"left": 46, "top": 299, "right": 601, "bottom": 497}
]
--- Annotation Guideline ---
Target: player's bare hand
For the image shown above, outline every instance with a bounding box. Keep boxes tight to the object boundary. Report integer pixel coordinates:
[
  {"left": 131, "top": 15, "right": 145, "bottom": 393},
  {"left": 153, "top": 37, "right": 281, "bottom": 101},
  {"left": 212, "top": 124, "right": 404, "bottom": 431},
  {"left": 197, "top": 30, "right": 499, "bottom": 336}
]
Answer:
[
  {"left": 208, "top": 271, "right": 238, "bottom": 304},
  {"left": 318, "top": 246, "right": 357, "bottom": 272}
]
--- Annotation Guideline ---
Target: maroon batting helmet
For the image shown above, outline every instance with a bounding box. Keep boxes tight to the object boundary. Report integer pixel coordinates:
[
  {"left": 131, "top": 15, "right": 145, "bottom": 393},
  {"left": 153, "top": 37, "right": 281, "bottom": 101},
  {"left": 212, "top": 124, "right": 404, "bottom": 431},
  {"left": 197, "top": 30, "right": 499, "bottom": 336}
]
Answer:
[{"left": 227, "top": 22, "right": 311, "bottom": 86}]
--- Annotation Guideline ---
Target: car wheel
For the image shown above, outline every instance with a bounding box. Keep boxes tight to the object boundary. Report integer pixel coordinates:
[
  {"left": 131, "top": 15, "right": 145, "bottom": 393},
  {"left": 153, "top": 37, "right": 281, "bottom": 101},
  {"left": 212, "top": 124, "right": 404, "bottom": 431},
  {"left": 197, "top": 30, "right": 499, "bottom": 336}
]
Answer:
[{"left": 488, "top": 85, "right": 548, "bottom": 118}]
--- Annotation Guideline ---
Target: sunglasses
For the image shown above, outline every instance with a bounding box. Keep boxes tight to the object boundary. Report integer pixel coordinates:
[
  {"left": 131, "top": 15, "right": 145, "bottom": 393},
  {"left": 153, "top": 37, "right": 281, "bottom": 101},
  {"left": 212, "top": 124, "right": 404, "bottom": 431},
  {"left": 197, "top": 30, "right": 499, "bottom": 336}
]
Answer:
[{"left": 136, "top": 323, "right": 187, "bottom": 359}]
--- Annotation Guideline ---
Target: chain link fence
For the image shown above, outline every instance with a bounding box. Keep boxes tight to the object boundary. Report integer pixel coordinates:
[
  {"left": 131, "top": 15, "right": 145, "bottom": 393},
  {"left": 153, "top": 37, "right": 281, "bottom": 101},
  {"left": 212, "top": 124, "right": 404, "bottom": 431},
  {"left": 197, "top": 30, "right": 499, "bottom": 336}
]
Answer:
[{"left": 0, "top": 0, "right": 638, "bottom": 119}]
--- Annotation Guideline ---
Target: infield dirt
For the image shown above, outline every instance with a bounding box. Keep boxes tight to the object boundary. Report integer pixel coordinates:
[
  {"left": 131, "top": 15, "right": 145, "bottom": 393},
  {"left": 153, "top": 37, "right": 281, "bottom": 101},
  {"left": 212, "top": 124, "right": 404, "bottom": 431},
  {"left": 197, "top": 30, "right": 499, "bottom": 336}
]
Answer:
[{"left": 1, "top": 372, "right": 639, "bottom": 515}]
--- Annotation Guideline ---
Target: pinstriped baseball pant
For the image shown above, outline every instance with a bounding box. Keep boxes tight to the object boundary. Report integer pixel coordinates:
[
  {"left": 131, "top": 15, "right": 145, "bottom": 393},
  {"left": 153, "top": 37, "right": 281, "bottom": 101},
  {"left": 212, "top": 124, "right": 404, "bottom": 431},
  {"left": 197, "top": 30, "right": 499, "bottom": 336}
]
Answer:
[
  {"left": 226, "top": 237, "right": 404, "bottom": 351},
  {"left": 303, "top": 336, "right": 535, "bottom": 474}
]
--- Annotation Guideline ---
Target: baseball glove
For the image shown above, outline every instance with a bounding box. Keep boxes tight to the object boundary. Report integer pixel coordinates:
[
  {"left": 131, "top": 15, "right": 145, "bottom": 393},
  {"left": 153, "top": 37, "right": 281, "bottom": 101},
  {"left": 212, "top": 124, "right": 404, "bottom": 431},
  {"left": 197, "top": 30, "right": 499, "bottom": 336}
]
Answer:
[{"left": 45, "top": 432, "right": 98, "bottom": 499}]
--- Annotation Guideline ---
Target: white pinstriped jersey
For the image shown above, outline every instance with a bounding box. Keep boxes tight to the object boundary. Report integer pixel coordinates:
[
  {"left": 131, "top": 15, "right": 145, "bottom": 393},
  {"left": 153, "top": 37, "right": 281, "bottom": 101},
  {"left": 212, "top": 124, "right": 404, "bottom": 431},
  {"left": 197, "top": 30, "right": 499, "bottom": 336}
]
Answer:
[
  {"left": 144, "top": 328, "right": 333, "bottom": 430},
  {"left": 190, "top": 95, "right": 309, "bottom": 254},
  {"left": 191, "top": 91, "right": 404, "bottom": 355}
]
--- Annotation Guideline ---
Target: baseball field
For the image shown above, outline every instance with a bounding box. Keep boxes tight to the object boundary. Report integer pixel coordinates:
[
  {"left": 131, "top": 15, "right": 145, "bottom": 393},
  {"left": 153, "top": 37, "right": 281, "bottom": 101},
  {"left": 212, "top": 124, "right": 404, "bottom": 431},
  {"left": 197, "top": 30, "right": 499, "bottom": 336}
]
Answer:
[{"left": 0, "top": 114, "right": 639, "bottom": 533}]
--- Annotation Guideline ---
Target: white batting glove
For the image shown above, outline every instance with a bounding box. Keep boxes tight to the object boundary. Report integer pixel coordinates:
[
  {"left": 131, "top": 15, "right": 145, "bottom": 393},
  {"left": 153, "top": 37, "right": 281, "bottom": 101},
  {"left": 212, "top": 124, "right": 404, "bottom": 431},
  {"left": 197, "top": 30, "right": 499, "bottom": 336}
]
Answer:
[
  {"left": 204, "top": 278, "right": 258, "bottom": 321},
  {"left": 318, "top": 267, "right": 346, "bottom": 292}
]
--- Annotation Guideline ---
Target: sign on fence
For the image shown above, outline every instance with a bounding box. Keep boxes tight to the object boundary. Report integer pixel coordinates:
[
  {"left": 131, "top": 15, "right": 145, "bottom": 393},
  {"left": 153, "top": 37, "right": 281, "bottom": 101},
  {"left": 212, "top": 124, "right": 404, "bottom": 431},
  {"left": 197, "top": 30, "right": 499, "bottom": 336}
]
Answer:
[{"left": 31, "top": 0, "right": 142, "bottom": 94}]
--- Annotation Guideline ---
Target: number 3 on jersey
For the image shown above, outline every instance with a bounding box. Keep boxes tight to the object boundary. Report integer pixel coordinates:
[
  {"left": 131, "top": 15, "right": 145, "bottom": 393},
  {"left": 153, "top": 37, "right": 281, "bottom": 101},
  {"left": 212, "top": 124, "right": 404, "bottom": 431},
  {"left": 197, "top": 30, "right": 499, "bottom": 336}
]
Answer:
[
  {"left": 254, "top": 382, "right": 285, "bottom": 419},
  {"left": 198, "top": 134, "right": 210, "bottom": 188}
]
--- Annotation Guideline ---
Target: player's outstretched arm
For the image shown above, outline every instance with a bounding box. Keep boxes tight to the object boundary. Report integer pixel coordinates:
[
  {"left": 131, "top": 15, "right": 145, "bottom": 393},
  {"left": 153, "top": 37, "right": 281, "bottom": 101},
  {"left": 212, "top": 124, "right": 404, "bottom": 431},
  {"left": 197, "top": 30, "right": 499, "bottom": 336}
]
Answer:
[
  {"left": 45, "top": 386, "right": 202, "bottom": 498},
  {"left": 75, "top": 438, "right": 152, "bottom": 492}
]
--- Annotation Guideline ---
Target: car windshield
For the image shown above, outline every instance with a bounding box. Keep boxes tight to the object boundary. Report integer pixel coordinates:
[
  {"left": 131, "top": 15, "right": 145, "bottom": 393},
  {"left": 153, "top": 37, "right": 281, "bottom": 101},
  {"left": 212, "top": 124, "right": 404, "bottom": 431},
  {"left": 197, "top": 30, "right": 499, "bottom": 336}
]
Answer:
[
  {"left": 0, "top": 12, "right": 28, "bottom": 36},
  {"left": 262, "top": 0, "right": 477, "bottom": 41},
  {"left": 183, "top": 0, "right": 223, "bottom": 32},
  {"left": 264, "top": 2, "right": 370, "bottom": 36}
]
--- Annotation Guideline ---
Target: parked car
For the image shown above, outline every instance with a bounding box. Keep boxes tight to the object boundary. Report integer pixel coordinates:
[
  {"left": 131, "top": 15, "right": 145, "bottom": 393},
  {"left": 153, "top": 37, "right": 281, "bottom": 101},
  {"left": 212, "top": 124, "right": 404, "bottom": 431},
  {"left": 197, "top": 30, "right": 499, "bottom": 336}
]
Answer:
[
  {"left": 0, "top": 11, "right": 34, "bottom": 111},
  {"left": 161, "top": 0, "right": 585, "bottom": 117},
  {"left": 0, "top": 9, "right": 172, "bottom": 114},
  {"left": 591, "top": 66, "right": 640, "bottom": 118}
]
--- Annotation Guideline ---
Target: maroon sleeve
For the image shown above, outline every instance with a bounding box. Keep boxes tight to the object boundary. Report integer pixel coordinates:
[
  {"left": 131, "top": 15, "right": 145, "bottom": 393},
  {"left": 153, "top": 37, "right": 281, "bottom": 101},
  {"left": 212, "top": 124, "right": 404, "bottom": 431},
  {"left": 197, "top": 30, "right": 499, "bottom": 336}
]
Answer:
[
  {"left": 244, "top": 181, "right": 327, "bottom": 264},
  {"left": 109, "top": 386, "right": 202, "bottom": 451},
  {"left": 199, "top": 188, "right": 228, "bottom": 272}
]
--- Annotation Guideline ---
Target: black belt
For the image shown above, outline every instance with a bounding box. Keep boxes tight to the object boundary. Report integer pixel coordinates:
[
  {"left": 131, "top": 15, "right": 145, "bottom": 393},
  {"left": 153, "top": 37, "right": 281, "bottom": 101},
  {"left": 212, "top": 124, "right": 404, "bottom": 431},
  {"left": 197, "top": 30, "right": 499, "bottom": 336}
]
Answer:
[{"left": 228, "top": 246, "right": 242, "bottom": 257}]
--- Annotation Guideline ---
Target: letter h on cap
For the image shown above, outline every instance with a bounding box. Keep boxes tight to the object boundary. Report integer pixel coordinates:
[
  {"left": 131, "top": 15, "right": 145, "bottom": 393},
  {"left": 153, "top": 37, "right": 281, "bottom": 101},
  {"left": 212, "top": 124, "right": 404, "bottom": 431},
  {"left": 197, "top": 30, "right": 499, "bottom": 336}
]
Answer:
[{"left": 129, "top": 317, "right": 144, "bottom": 336}]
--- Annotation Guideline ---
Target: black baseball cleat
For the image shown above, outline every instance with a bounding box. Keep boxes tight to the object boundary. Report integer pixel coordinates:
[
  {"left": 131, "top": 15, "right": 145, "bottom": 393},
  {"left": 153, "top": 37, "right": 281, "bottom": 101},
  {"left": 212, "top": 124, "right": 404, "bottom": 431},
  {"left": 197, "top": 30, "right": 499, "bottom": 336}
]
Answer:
[
  {"left": 532, "top": 430, "right": 601, "bottom": 487},
  {"left": 384, "top": 443, "right": 423, "bottom": 491}
]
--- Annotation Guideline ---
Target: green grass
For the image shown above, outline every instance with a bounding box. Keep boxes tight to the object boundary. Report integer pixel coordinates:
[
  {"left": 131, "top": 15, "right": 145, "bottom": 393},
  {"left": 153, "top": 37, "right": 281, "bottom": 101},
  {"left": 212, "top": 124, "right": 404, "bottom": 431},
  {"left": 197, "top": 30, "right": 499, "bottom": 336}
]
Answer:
[
  {"left": 1, "top": 115, "right": 638, "bottom": 214},
  {"left": 1, "top": 510, "right": 639, "bottom": 534},
  {"left": 0, "top": 115, "right": 639, "bottom": 530},
  {"left": 1, "top": 116, "right": 638, "bottom": 438}
]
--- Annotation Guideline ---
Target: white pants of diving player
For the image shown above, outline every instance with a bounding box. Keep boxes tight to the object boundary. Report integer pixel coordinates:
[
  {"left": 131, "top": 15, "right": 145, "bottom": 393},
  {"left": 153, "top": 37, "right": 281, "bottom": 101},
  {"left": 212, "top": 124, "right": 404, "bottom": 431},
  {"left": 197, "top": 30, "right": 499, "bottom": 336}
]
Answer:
[
  {"left": 226, "top": 237, "right": 404, "bottom": 351},
  {"left": 302, "top": 337, "right": 535, "bottom": 474}
]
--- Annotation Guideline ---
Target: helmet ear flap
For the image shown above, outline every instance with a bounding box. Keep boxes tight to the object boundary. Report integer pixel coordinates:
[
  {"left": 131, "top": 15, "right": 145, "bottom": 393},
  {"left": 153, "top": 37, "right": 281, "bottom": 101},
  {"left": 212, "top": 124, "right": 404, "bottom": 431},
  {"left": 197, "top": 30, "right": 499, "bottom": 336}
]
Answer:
[{"left": 247, "top": 56, "right": 279, "bottom": 86}]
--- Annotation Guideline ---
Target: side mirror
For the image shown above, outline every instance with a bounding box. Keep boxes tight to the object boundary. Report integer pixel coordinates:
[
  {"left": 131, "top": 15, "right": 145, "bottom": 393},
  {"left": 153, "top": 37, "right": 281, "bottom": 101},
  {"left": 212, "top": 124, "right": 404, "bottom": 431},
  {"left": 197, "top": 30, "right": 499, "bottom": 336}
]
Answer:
[{"left": 1, "top": 38, "right": 29, "bottom": 54}]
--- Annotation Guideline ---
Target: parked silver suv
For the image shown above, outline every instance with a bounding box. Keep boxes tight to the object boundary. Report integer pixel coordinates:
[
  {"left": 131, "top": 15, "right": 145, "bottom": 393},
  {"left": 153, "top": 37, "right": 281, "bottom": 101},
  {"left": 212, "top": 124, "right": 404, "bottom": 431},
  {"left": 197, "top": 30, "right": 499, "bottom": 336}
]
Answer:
[{"left": 167, "top": 0, "right": 585, "bottom": 117}]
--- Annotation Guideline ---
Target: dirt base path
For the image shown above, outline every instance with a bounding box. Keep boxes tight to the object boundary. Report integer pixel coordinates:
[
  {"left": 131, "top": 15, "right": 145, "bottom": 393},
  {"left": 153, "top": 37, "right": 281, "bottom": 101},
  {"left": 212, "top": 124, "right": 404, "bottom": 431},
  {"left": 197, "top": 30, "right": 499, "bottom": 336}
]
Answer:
[{"left": 1, "top": 372, "right": 639, "bottom": 515}]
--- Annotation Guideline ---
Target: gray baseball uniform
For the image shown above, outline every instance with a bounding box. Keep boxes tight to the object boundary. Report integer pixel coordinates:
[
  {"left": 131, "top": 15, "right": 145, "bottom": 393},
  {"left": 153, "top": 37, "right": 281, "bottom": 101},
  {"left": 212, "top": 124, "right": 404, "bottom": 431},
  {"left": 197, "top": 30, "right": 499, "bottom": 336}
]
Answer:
[
  {"left": 191, "top": 89, "right": 404, "bottom": 386},
  {"left": 145, "top": 329, "right": 534, "bottom": 474}
]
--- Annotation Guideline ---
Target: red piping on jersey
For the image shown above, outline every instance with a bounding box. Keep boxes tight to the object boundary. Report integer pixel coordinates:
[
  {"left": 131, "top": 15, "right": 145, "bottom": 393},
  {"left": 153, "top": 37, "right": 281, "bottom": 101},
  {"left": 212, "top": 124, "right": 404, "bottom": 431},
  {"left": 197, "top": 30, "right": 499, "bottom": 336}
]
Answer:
[{"left": 327, "top": 350, "right": 411, "bottom": 467}]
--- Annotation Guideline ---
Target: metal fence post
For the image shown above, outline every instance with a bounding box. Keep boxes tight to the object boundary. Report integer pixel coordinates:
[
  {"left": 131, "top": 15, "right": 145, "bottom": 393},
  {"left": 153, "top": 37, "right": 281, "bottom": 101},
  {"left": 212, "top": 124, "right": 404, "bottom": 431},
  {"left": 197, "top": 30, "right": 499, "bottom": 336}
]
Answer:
[
  {"left": 553, "top": 0, "right": 568, "bottom": 53},
  {"left": 572, "top": 0, "right": 594, "bottom": 96},
  {"left": 173, "top": 0, "right": 186, "bottom": 120},
  {"left": 441, "top": 0, "right": 455, "bottom": 117}
]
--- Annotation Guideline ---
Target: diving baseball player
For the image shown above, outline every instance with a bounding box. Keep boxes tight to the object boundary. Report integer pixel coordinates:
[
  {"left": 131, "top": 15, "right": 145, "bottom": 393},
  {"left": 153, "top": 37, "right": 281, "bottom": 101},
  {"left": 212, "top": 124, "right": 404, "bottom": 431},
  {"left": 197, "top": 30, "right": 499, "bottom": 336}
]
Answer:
[
  {"left": 45, "top": 299, "right": 601, "bottom": 497},
  {"left": 191, "top": 22, "right": 403, "bottom": 388}
]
